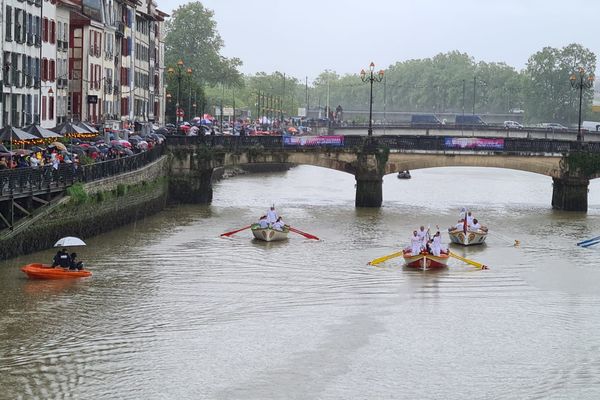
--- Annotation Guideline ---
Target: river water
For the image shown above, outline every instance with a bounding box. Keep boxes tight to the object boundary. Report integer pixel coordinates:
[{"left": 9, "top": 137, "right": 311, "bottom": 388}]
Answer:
[{"left": 1, "top": 166, "right": 600, "bottom": 399}]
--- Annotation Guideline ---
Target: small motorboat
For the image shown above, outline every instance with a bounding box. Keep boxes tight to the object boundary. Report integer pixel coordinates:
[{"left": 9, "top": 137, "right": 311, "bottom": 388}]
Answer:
[
  {"left": 21, "top": 263, "right": 92, "bottom": 279},
  {"left": 397, "top": 170, "right": 411, "bottom": 179},
  {"left": 251, "top": 224, "right": 289, "bottom": 242},
  {"left": 448, "top": 228, "right": 488, "bottom": 246},
  {"left": 402, "top": 250, "right": 449, "bottom": 270}
]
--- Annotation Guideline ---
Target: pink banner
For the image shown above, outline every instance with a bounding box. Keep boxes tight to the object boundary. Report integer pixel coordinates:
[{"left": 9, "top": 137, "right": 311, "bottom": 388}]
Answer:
[
  {"left": 283, "top": 136, "right": 344, "bottom": 146},
  {"left": 444, "top": 137, "right": 504, "bottom": 149}
]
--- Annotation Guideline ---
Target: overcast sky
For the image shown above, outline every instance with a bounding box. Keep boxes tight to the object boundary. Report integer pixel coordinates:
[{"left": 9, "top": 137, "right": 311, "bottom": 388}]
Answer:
[{"left": 159, "top": 0, "right": 599, "bottom": 82}]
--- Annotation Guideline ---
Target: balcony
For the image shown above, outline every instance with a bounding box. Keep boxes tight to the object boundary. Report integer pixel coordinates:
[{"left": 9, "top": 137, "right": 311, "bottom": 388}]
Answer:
[
  {"left": 63, "top": 41, "right": 69, "bottom": 51},
  {"left": 26, "top": 32, "right": 34, "bottom": 45},
  {"left": 25, "top": 75, "right": 32, "bottom": 87},
  {"left": 34, "top": 78, "right": 40, "bottom": 88},
  {"left": 35, "top": 35, "right": 41, "bottom": 47}
]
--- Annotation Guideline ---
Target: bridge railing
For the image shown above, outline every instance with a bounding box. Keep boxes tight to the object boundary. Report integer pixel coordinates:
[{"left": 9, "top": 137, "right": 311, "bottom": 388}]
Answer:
[
  {"left": 166, "top": 134, "right": 600, "bottom": 154},
  {"left": 0, "top": 144, "right": 164, "bottom": 199}
]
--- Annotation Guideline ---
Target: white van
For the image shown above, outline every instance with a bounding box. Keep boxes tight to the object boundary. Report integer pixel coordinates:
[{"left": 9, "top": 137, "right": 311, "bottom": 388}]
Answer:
[{"left": 582, "top": 121, "right": 600, "bottom": 132}]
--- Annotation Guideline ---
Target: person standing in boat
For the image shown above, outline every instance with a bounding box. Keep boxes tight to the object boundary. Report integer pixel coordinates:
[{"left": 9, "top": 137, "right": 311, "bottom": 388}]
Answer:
[
  {"left": 266, "top": 206, "right": 278, "bottom": 226},
  {"left": 431, "top": 231, "right": 443, "bottom": 256},
  {"left": 466, "top": 212, "right": 474, "bottom": 227},
  {"left": 410, "top": 231, "right": 422, "bottom": 255},
  {"left": 417, "top": 226, "right": 429, "bottom": 248}
]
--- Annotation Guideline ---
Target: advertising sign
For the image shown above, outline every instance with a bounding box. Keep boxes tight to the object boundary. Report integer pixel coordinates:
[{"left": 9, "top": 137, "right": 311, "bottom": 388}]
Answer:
[
  {"left": 283, "top": 136, "right": 344, "bottom": 147},
  {"left": 444, "top": 137, "right": 504, "bottom": 150}
]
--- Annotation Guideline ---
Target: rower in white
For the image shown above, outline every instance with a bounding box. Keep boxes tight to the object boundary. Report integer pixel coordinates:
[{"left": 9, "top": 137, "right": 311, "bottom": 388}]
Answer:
[
  {"left": 416, "top": 226, "right": 428, "bottom": 248},
  {"left": 272, "top": 217, "right": 285, "bottom": 231},
  {"left": 266, "top": 206, "right": 278, "bottom": 226},
  {"left": 410, "top": 231, "right": 422, "bottom": 255},
  {"left": 431, "top": 231, "right": 443, "bottom": 256}
]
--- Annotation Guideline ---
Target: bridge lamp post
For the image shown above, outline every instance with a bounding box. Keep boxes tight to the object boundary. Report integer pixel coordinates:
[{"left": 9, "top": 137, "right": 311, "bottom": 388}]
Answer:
[
  {"left": 167, "top": 59, "right": 186, "bottom": 124},
  {"left": 360, "top": 62, "right": 384, "bottom": 137},
  {"left": 570, "top": 67, "right": 595, "bottom": 142}
]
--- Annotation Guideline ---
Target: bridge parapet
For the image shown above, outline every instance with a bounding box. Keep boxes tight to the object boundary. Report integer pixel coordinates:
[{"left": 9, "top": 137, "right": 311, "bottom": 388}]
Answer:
[{"left": 165, "top": 135, "right": 600, "bottom": 211}]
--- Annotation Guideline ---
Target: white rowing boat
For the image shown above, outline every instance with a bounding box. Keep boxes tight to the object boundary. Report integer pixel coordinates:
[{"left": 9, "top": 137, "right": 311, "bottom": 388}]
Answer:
[
  {"left": 251, "top": 224, "right": 289, "bottom": 242},
  {"left": 448, "top": 228, "right": 488, "bottom": 246}
]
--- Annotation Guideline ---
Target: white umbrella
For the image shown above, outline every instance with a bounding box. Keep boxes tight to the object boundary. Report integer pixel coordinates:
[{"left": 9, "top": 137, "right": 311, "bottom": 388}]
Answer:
[{"left": 54, "top": 236, "right": 87, "bottom": 247}]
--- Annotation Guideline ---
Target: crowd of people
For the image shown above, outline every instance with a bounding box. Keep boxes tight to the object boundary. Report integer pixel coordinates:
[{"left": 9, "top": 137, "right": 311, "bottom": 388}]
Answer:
[
  {"left": 0, "top": 132, "right": 164, "bottom": 171},
  {"left": 256, "top": 206, "right": 287, "bottom": 231},
  {"left": 408, "top": 226, "right": 448, "bottom": 257}
]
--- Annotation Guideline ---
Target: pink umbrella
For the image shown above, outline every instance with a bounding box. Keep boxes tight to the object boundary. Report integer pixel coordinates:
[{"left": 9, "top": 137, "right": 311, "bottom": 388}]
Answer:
[{"left": 118, "top": 140, "right": 132, "bottom": 148}]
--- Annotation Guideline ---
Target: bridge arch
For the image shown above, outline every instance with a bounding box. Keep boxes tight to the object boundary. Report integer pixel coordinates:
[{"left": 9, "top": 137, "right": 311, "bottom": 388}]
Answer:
[{"left": 384, "top": 152, "right": 563, "bottom": 178}]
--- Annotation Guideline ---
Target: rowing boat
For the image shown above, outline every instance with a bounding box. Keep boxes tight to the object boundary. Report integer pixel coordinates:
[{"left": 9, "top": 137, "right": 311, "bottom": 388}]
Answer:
[
  {"left": 251, "top": 224, "right": 289, "bottom": 242},
  {"left": 21, "top": 263, "right": 92, "bottom": 279},
  {"left": 402, "top": 250, "right": 449, "bottom": 270},
  {"left": 448, "top": 228, "right": 488, "bottom": 246}
]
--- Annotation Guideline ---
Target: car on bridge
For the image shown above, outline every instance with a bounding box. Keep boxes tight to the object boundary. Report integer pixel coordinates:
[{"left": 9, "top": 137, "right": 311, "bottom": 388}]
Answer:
[
  {"left": 504, "top": 120, "right": 523, "bottom": 129},
  {"left": 541, "top": 123, "right": 569, "bottom": 131}
]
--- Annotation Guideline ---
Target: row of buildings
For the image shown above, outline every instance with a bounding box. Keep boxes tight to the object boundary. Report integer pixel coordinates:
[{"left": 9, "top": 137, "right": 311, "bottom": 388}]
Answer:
[{"left": 1, "top": 0, "right": 168, "bottom": 131}]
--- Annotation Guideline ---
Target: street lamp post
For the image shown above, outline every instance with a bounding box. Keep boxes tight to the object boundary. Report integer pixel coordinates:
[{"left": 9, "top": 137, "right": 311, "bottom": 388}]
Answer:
[
  {"left": 167, "top": 59, "right": 186, "bottom": 124},
  {"left": 186, "top": 67, "right": 193, "bottom": 119},
  {"left": 360, "top": 62, "right": 384, "bottom": 137},
  {"left": 570, "top": 67, "right": 595, "bottom": 142}
]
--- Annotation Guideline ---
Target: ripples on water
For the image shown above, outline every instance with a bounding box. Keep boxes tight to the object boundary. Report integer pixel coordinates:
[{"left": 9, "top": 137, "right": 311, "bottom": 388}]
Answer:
[{"left": 1, "top": 166, "right": 600, "bottom": 399}]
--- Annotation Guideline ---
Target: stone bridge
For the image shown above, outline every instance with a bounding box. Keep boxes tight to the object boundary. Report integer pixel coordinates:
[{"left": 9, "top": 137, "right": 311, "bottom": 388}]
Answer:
[{"left": 167, "top": 135, "right": 600, "bottom": 211}]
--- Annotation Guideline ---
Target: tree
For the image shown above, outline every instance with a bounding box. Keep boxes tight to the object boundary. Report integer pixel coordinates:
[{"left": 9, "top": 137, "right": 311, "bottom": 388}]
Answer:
[
  {"left": 524, "top": 43, "right": 596, "bottom": 124},
  {"left": 164, "top": 1, "right": 243, "bottom": 121}
]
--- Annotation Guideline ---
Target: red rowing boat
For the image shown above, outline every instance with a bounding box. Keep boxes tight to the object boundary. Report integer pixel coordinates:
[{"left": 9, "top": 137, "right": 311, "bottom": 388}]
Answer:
[
  {"left": 402, "top": 250, "right": 449, "bottom": 270},
  {"left": 21, "top": 263, "right": 92, "bottom": 279}
]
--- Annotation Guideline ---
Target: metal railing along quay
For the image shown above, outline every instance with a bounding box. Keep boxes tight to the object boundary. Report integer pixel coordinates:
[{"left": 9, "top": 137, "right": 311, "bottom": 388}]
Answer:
[
  {"left": 0, "top": 145, "right": 164, "bottom": 200},
  {"left": 165, "top": 135, "right": 600, "bottom": 154}
]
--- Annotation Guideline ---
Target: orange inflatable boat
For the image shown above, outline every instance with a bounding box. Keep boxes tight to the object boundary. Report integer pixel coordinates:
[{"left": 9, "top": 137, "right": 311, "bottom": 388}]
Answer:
[{"left": 21, "top": 263, "right": 92, "bottom": 279}]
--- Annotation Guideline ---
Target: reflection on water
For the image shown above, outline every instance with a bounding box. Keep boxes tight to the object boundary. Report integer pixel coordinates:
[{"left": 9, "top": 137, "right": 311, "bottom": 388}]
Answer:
[{"left": 1, "top": 166, "right": 600, "bottom": 399}]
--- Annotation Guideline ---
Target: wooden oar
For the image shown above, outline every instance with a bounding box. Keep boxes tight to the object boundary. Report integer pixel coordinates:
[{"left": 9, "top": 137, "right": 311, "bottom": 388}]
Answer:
[
  {"left": 448, "top": 251, "right": 489, "bottom": 270},
  {"left": 368, "top": 251, "right": 403, "bottom": 266},
  {"left": 288, "top": 226, "right": 319, "bottom": 240},
  {"left": 220, "top": 225, "right": 252, "bottom": 237}
]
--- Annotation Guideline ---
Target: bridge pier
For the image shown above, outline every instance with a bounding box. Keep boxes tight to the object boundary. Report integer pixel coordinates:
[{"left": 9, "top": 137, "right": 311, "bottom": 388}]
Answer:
[
  {"left": 355, "top": 177, "right": 383, "bottom": 207},
  {"left": 552, "top": 177, "right": 589, "bottom": 212},
  {"left": 169, "top": 169, "right": 214, "bottom": 204},
  {"left": 354, "top": 149, "right": 385, "bottom": 208}
]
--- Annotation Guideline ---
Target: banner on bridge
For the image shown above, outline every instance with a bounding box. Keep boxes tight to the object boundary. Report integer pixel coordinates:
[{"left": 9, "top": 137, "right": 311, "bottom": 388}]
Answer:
[
  {"left": 283, "top": 136, "right": 344, "bottom": 147},
  {"left": 444, "top": 137, "right": 504, "bottom": 150}
]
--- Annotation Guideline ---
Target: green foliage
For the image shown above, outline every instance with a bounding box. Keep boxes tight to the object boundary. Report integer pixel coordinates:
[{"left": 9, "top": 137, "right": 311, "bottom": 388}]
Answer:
[
  {"left": 116, "top": 184, "right": 127, "bottom": 197},
  {"left": 375, "top": 146, "right": 390, "bottom": 175},
  {"left": 164, "top": 1, "right": 244, "bottom": 122},
  {"left": 78, "top": 154, "right": 94, "bottom": 166},
  {"left": 566, "top": 152, "right": 600, "bottom": 176},
  {"left": 524, "top": 43, "right": 596, "bottom": 124},
  {"left": 164, "top": 2, "right": 242, "bottom": 88},
  {"left": 96, "top": 191, "right": 105, "bottom": 202},
  {"left": 67, "top": 183, "right": 89, "bottom": 204}
]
